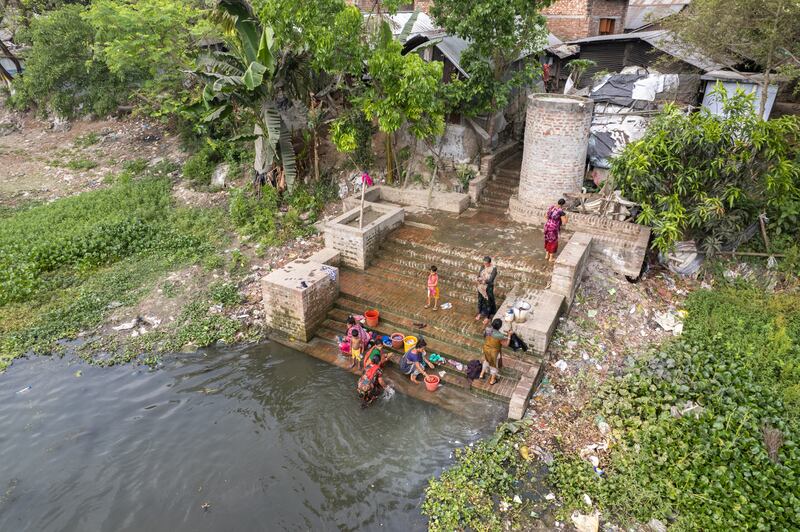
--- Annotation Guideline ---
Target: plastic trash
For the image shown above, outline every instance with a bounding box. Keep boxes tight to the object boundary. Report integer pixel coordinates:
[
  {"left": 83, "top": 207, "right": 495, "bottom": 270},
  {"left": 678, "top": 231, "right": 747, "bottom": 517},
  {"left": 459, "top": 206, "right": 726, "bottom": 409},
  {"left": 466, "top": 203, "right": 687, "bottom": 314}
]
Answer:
[
  {"left": 545, "top": 492, "right": 556, "bottom": 501},
  {"left": 16, "top": 386, "right": 31, "bottom": 394},
  {"left": 554, "top": 360, "right": 568, "bottom": 372},
  {"left": 440, "top": 302, "right": 452, "bottom": 310}
]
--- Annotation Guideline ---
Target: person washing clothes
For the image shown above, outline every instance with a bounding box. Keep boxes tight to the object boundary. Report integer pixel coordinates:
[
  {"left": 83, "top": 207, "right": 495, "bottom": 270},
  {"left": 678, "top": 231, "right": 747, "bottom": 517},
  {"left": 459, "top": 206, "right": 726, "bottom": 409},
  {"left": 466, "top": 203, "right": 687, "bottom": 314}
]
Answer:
[
  {"left": 425, "top": 265, "right": 440, "bottom": 310},
  {"left": 399, "top": 339, "right": 435, "bottom": 383}
]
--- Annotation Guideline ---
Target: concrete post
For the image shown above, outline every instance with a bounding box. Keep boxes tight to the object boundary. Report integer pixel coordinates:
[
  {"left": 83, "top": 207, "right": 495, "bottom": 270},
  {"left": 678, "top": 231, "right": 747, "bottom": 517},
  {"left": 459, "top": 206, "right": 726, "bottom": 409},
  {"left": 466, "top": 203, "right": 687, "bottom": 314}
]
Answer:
[{"left": 518, "top": 94, "right": 594, "bottom": 209}]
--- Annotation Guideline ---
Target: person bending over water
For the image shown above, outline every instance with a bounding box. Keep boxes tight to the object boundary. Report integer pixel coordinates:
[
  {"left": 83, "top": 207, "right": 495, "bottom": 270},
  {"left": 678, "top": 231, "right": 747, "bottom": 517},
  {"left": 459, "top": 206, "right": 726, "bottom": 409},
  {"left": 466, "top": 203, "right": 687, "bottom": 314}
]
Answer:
[
  {"left": 358, "top": 351, "right": 387, "bottom": 407},
  {"left": 399, "top": 339, "right": 435, "bottom": 383}
]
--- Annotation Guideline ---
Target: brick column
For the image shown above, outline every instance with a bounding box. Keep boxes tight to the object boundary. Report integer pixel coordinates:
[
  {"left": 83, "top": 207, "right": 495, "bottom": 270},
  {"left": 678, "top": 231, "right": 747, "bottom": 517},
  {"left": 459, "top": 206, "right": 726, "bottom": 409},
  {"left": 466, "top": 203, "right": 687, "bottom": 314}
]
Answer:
[{"left": 518, "top": 94, "right": 593, "bottom": 209}]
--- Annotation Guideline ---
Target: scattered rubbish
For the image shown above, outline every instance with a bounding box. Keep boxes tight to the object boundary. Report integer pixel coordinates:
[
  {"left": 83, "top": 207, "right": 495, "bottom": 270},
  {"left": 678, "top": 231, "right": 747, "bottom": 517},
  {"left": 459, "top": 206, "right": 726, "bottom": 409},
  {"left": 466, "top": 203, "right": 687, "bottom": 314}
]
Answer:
[
  {"left": 440, "top": 302, "right": 452, "bottom": 310},
  {"left": 545, "top": 492, "right": 556, "bottom": 501},
  {"left": 587, "top": 309, "right": 597, "bottom": 318},
  {"left": 607, "top": 288, "right": 616, "bottom": 296},
  {"left": 648, "top": 518, "right": 667, "bottom": 532},
  {"left": 499, "top": 500, "right": 511, "bottom": 512},
  {"left": 519, "top": 446, "right": 531, "bottom": 461},
  {"left": 438, "top": 371, "right": 446, "bottom": 378},
  {"left": 142, "top": 315, "right": 161, "bottom": 327},
  {"left": 582, "top": 493, "right": 593, "bottom": 506},
  {"left": 596, "top": 416, "right": 611, "bottom": 435},
  {"left": 554, "top": 360, "right": 569, "bottom": 372},
  {"left": 629, "top": 304, "right": 636, "bottom": 314},
  {"left": 571, "top": 510, "right": 600, "bottom": 532},
  {"left": 670, "top": 400, "right": 704, "bottom": 419},
  {"left": 201, "top": 502, "right": 211, "bottom": 511},
  {"left": 513, "top": 495, "right": 523, "bottom": 504},
  {"left": 112, "top": 319, "right": 137, "bottom": 331},
  {"left": 588, "top": 455, "right": 600, "bottom": 468},
  {"left": 530, "top": 445, "right": 554, "bottom": 465},
  {"left": 106, "top": 301, "right": 123, "bottom": 310},
  {"left": 593, "top": 467, "right": 604, "bottom": 476},
  {"left": 654, "top": 310, "right": 684, "bottom": 336},
  {"left": 74, "top": 370, "right": 82, "bottom": 378},
  {"left": 660, "top": 240, "right": 703, "bottom": 276},
  {"left": 209, "top": 304, "right": 223, "bottom": 314},
  {"left": 16, "top": 386, "right": 31, "bottom": 394}
]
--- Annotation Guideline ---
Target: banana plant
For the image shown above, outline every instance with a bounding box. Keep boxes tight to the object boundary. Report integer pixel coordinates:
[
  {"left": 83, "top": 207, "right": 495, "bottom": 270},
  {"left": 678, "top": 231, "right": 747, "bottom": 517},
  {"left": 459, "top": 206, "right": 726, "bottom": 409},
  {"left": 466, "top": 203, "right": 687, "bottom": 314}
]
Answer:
[{"left": 197, "top": 0, "right": 301, "bottom": 190}]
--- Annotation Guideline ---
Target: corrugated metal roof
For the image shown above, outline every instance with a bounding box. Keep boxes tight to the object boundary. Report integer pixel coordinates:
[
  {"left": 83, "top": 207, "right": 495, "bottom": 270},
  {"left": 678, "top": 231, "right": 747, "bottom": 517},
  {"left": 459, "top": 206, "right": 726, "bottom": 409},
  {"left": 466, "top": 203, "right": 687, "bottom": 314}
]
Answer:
[
  {"left": 625, "top": 4, "right": 687, "bottom": 30},
  {"left": 379, "top": 12, "right": 438, "bottom": 37},
  {"left": 436, "top": 36, "right": 470, "bottom": 76},
  {"left": 568, "top": 30, "right": 723, "bottom": 72}
]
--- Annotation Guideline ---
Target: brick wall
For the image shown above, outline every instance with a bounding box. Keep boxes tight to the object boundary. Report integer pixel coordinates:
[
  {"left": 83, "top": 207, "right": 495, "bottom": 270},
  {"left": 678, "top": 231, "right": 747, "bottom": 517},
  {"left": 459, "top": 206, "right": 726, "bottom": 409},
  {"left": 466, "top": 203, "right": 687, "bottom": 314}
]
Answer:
[
  {"left": 324, "top": 203, "right": 405, "bottom": 269},
  {"left": 509, "top": 197, "right": 651, "bottom": 277},
  {"left": 544, "top": 0, "right": 625, "bottom": 40},
  {"left": 518, "top": 94, "right": 593, "bottom": 208},
  {"left": 262, "top": 259, "right": 339, "bottom": 342}
]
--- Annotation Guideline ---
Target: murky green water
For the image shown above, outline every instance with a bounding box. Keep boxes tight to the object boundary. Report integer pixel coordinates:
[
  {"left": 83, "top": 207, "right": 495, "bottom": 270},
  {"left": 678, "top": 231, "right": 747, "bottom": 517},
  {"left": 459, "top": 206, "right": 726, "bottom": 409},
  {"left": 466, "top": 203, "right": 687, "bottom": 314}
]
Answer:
[{"left": 0, "top": 343, "right": 503, "bottom": 531}]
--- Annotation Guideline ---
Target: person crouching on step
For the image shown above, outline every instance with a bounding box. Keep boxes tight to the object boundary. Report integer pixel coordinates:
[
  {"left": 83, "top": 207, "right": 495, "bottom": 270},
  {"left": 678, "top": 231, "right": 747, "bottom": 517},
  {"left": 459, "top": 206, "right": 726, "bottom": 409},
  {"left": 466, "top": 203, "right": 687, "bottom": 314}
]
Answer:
[{"left": 399, "top": 339, "right": 435, "bottom": 383}]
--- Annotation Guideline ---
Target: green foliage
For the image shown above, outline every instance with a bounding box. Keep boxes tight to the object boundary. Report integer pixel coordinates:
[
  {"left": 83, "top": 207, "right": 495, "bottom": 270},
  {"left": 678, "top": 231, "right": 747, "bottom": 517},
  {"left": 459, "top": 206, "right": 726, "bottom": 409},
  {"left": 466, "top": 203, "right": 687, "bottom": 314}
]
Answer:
[
  {"left": 664, "top": 0, "right": 800, "bottom": 115},
  {"left": 11, "top": 5, "right": 125, "bottom": 117},
  {"left": 65, "top": 157, "right": 98, "bottom": 171},
  {"left": 613, "top": 88, "right": 800, "bottom": 254},
  {"left": 182, "top": 145, "right": 217, "bottom": 188},
  {"left": 358, "top": 36, "right": 445, "bottom": 141},
  {"left": 229, "top": 182, "right": 332, "bottom": 246},
  {"left": 330, "top": 111, "right": 375, "bottom": 170},
  {"left": 551, "top": 287, "right": 800, "bottom": 530},
  {"left": 565, "top": 58, "right": 596, "bottom": 86},
  {"left": 12, "top": 1, "right": 204, "bottom": 118},
  {"left": 455, "top": 164, "right": 476, "bottom": 190},
  {"left": 422, "top": 421, "right": 531, "bottom": 531},
  {"left": 208, "top": 281, "right": 242, "bottom": 306},
  {"left": 431, "top": 0, "right": 550, "bottom": 123},
  {"left": 74, "top": 132, "right": 100, "bottom": 148}
]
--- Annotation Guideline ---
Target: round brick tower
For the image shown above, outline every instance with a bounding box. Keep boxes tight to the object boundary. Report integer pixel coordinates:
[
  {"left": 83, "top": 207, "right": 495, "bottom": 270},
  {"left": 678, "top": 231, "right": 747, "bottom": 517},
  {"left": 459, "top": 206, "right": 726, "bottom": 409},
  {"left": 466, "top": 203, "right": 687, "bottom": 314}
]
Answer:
[{"left": 517, "top": 94, "right": 594, "bottom": 208}]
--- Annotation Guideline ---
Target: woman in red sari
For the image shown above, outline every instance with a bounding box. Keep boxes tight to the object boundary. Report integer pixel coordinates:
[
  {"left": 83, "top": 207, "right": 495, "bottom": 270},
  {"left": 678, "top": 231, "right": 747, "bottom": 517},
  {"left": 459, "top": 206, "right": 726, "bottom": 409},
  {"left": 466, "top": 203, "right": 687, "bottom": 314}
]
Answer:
[{"left": 544, "top": 198, "right": 568, "bottom": 262}]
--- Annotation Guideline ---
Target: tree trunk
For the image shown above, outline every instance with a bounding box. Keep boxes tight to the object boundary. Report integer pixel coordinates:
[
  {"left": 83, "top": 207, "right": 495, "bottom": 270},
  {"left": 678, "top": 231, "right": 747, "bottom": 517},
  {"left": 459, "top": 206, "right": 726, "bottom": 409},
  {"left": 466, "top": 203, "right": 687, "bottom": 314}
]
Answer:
[
  {"left": 758, "top": 72, "right": 770, "bottom": 120},
  {"left": 385, "top": 132, "right": 394, "bottom": 184},
  {"left": 403, "top": 139, "right": 418, "bottom": 188},
  {"left": 0, "top": 40, "right": 21, "bottom": 77},
  {"left": 312, "top": 129, "right": 320, "bottom": 182},
  {"left": 485, "top": 108, "right": 497, "bottom": 155}
]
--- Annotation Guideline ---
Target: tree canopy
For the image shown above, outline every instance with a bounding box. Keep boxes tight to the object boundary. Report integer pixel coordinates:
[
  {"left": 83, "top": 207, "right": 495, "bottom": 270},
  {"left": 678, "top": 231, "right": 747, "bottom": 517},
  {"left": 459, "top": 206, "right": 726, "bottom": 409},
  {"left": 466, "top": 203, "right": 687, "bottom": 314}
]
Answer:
[
  {"left": 613, "top": 87, "right": 800, "bottom": 254},
  {"left": 664, "top": 0, "right": 800, "bottom": 117}
]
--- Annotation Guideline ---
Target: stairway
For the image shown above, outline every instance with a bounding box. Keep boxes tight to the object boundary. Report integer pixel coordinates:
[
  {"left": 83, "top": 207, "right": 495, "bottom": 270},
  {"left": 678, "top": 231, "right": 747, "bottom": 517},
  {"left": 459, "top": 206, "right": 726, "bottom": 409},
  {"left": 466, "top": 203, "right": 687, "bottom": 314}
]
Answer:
[
  {"left": 478, "top": 152, "right": 523, "bottom": 215},
  {"left": 316, "top": 224, "right": 548, "bottom": 405}
]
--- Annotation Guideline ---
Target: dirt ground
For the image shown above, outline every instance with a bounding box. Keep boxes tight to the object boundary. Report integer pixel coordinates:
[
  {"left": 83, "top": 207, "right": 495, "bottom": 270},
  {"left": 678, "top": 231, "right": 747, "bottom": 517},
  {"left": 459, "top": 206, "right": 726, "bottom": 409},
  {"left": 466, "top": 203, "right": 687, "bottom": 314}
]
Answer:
[{"left": 0, "top": 109, "right": 186, "bottom": 207}]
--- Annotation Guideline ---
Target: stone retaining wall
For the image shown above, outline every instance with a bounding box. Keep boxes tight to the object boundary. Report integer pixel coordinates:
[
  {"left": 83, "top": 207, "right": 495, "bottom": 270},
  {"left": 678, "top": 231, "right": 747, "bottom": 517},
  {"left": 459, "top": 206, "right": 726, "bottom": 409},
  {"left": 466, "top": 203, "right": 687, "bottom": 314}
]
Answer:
[
  {"left": 262, "top": 259, "right": 339, "bottom": 342},
  {"left": 344, "top": 186, "right": 469, "bottom": 214},
  {"left": 323, "top": 202, "right": 404, "bottom": 269},
  {"left": 550, "top": 232, "right": 593, "bottom": 307},
  {"left": 509, "top": 196, "right": 649, "bottom": 277}
]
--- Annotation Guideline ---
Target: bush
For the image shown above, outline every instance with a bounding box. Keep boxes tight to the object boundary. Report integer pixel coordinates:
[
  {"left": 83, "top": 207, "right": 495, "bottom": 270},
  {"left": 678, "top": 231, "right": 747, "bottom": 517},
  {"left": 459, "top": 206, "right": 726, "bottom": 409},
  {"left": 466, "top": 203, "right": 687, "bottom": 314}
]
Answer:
[
  {"left": 550, "top": 287, "right": 800, "bottom": 530},
  {"left": 613, "top": 88, "right": 800, "bottom": 254},
  {"left": 182, "top": 145, "right": 217, "bottom": 187},
  {"left": 11, "top": 5, "right": 125, "bottom": 117},
  {"left": 229, "top": 183, "right": 332, "bottom": 247}
]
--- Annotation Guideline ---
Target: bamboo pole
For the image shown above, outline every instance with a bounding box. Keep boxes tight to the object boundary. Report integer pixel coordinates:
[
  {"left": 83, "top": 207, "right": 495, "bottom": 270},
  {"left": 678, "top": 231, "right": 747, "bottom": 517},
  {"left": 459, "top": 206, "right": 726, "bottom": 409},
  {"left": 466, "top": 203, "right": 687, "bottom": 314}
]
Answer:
[
  {"left": 718, "top": 251, "right": 786, "bottom": 258},
  {"left": 359, "top": 177, "right": 366, "bottom": 229}
]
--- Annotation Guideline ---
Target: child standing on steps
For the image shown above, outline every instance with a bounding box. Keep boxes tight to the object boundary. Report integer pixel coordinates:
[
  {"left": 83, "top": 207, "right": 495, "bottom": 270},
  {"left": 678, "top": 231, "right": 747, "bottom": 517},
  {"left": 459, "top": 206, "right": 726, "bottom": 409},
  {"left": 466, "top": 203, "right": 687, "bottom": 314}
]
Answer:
[{"left": 425, "top": 265, "right": 440, "bottom": 311}]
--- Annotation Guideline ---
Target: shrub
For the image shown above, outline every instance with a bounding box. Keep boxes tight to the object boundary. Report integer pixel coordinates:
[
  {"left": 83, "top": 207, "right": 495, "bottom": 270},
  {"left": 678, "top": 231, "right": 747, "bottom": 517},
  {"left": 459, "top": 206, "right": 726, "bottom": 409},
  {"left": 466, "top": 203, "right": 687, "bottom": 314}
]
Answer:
[
  {"left": 12, "top": 5, "right": 125, "bottom": 117},
  {"left": 182, "top": 145, "right": 217, "bottom": 187},
  {"left": 612, "top": 87, "right": 800, "bottom": 254},
  {"left": 422, "top": 422, "right": 531, "bottom": 531}
]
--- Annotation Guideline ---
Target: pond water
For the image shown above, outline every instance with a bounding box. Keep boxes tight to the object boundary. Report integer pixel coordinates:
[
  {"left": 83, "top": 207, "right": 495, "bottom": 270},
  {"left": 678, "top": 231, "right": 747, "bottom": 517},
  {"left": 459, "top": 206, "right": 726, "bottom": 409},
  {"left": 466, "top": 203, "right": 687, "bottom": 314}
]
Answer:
[{"left": 0, "top": 343, "right": 504, "bottom": 531}]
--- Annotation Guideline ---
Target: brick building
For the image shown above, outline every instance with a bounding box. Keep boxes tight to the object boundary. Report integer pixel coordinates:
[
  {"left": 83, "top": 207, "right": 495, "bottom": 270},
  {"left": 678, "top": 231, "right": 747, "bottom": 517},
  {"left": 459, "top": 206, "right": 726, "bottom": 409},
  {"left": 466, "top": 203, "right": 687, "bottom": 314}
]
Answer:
[
  {"left": 349, "top": 0, "right": 433, "bottom": 12},
  {"left": 543, "top": 0, "right": 628, "bottom": 41}
]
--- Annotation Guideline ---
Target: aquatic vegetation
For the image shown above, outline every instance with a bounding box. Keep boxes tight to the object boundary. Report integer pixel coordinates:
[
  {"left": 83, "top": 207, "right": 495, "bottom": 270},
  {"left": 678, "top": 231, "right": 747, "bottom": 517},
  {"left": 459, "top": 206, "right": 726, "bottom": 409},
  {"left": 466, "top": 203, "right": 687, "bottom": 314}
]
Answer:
[{"left": 550, "top": 287, "right": 800, "bottom": 530}]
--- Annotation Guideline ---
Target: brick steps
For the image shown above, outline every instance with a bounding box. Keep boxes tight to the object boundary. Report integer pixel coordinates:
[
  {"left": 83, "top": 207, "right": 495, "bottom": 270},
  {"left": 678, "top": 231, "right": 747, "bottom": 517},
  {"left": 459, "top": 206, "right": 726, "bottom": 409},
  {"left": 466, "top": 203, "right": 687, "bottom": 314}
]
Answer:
[
  {"left": 368, "top": 257, "right": 508, "bottom": 302},
  {"left": 383, "top": 235, "right": 551, "bottom": 279},
  {"left": 335, "top": 272, "right": 543, "bottom": 374},
  {"left": 481, "top": 197, "right": 512, "bottom": 209},
  {"left": 496, "top": 168, "right": 521, "bottom": 179},
  {"left": 317, "top": 321, "right": 518, "bottom": 402},
  {"left": 484, "top": 182, "right": 518, "bottom": 195}
]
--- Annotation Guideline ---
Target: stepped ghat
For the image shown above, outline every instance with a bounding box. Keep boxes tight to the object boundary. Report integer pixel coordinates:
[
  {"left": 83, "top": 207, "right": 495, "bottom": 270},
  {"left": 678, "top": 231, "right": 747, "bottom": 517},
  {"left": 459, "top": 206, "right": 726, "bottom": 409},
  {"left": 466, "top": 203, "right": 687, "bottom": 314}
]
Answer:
[{"left": 263, "top": 94, "right": 650, "bottom": 419}]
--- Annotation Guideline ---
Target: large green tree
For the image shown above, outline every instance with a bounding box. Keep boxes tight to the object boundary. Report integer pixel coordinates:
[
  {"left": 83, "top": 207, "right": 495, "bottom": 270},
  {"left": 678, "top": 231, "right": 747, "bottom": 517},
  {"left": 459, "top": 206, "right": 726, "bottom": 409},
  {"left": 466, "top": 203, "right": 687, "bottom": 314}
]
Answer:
[
  {"left": 430, "top": 0, "right": 552, "bottom": 151},
  {"left": 613, "top": 87, "right": 800, "bottom": 254},
  {"left": 664, "top": 0, "right": 800, "bottom": 118}
]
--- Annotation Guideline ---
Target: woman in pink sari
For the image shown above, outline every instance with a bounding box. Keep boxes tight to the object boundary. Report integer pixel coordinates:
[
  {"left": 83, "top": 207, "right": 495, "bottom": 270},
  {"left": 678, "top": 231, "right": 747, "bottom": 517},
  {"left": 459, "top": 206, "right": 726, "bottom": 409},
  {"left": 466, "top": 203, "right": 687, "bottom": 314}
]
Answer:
[{"left": 544, "top": 198, "right": 568, "bottom": 262}]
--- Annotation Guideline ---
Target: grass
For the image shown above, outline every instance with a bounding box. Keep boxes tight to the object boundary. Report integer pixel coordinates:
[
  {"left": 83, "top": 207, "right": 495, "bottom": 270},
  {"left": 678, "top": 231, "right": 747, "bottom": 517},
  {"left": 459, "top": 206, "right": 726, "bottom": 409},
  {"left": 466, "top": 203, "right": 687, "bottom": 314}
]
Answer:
[{"left": 0, "top": 166, "right": 240, "bottom": 370}]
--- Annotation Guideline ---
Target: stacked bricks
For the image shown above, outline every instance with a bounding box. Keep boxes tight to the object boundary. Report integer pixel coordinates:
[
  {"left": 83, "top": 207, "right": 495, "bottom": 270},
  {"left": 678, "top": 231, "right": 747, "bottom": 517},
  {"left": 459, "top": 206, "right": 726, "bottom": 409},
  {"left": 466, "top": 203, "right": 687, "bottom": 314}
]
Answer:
[
  {"left": 518, "top": 94, "right": 593, "bottom": 209},
  {"left": 323, "top": 202, "right": 404, "bottom": 270},
  {"left": 262, "top": 259, "right": 340, "bottom": 342}
]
